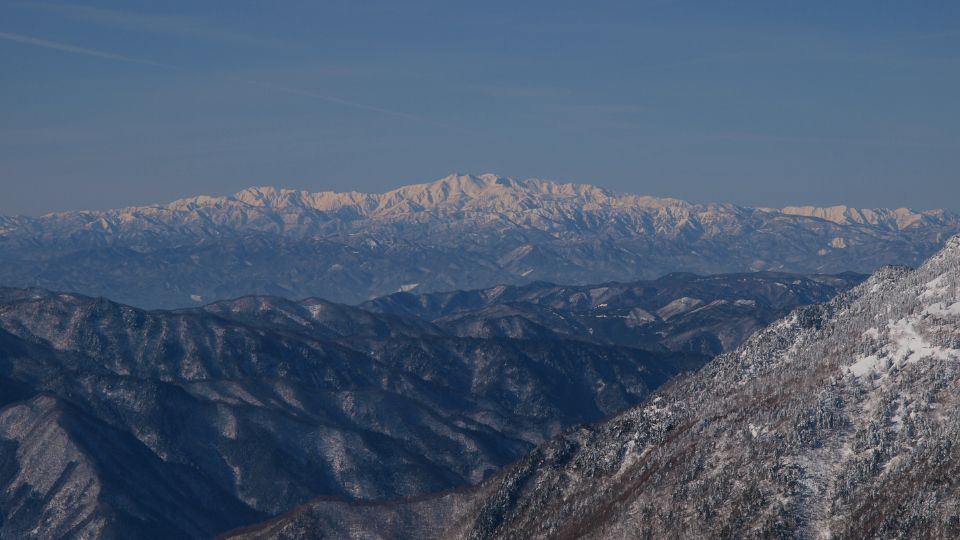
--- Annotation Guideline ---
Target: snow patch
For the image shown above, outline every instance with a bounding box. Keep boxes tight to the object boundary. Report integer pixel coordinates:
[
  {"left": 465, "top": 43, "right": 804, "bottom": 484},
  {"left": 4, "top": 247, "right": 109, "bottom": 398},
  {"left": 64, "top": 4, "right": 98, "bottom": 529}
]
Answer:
[
  {"left": 920, "top": 275, "right": 948, "bottom": 300},
  {"left": 887, "top": 318, "right": 954, "bottom": 364},
  {"left": 656, "top": 297, "right": 703, "bottom": 320},
  {"left": 924, "top": 301, "right": 960, "bottom": 317},
  {"left": 846, "top": 316, "right": 959, "bottom": 378},
  {"left": 847, "top": 354, "right": 883, "bottom": 377}
]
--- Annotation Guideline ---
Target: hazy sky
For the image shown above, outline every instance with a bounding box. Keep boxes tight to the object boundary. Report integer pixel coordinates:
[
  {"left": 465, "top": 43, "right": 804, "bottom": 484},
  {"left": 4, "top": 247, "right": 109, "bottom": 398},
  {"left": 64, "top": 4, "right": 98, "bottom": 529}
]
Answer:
[{"left": 1, "top": 0, "right": 959, "bottom": 215}]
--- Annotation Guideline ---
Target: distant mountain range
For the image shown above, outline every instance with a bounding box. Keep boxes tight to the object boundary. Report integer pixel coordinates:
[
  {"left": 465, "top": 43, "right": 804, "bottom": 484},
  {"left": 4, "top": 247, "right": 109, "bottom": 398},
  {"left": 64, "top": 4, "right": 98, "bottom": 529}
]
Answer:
[
  {"left": 224, "top": 236, "right": 960, "bottom": 539},
  {"left": 0, "top": 173, "right": 955, "bottom": 307},
  {"left": 0, "top": 271, "right": 856, "bottom": 538}
]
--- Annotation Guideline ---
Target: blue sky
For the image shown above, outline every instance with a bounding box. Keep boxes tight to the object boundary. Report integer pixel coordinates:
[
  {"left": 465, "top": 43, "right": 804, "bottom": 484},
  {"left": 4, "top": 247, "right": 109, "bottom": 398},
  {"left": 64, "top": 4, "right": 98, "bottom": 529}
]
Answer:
[{"left": 1, "top": 0, "right": 959, "bottom": 215}]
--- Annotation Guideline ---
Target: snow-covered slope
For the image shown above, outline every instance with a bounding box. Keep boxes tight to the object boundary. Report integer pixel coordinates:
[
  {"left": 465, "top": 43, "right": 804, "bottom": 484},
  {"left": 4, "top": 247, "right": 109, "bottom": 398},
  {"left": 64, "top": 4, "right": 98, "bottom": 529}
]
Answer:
[
  {"left": 228, "top": 234, "right": 960, "bottom": 539},
  {"left": 0, "top": 173, "right": 957, "bottom": 307}
]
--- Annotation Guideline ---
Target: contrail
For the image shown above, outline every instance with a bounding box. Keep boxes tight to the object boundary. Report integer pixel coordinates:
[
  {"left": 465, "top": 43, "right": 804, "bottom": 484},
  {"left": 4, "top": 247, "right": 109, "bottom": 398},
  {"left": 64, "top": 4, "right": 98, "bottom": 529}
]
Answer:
[
  {"left": 0, "top": 31, "right": 170, "bottom": 67},
  {"left": 0, "top": 30, "right": 428, "bottom": 123},
  {"left": 242, "top": 79, "right": 426, "bottom": 122}
]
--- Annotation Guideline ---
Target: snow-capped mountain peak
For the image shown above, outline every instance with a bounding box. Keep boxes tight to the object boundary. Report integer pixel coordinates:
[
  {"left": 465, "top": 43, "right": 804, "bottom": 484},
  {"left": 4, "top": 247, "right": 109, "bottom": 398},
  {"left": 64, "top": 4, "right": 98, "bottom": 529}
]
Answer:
[
  {"left": 1, "top": 173, "right": 958, "bottom": 308},
  {"left": 164, "top": 173, "right": 663, "bottom": 216}
]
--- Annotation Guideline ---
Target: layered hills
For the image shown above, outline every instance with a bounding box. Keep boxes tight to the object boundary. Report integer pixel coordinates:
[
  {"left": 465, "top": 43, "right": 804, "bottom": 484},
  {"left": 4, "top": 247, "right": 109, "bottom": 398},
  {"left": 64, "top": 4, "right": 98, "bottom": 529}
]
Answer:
[{"left": 0, "top": 270, "right": 854, "bottom": 538}]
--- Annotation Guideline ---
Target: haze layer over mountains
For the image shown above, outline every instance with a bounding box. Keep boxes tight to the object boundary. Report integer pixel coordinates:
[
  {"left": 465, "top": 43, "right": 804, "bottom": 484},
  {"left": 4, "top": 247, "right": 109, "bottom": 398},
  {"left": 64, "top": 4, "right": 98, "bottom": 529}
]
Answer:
[{"left": 1, "top": 173, "right": 955, "bottom": 307}]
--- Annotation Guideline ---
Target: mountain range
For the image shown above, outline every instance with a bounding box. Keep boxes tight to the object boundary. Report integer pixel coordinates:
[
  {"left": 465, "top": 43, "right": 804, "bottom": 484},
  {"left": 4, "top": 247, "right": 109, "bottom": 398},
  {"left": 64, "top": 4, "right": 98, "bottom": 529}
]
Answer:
[
  {"left": 0, "top": 271, "right": 856, "bottom": 538},
  {"left": 361, "top": 271, "right": 864, "bottom": 356},
  {"left": 2, "top": 172, "right": 957, "bottom": 539},
  {"left": 225, "top": 235, "right": 960, "bottom": 539},
  {"left": 0, "top": 173, "right": 955, "bottom": 307}
]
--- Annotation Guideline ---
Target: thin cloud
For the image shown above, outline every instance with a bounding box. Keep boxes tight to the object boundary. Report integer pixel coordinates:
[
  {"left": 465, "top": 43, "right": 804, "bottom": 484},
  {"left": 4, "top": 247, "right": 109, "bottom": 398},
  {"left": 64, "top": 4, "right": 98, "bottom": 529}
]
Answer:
[
  {"left": 0, "top": 31, "right": 430, "bottom": 124},
  {"left": 637, "top": 51, "right": 778, "bottom": 71},
  {"left": 26, "top": 3, "right": 285, "bottom": 48},
  {"left": 696, "top": 130, "right": 960, "bottom": 149},
  {"left": 0, "top": 31, "right": 170, "bottom": 67},
  {"left": 242, "top": 79, "right": 427, "bottom": 123},
  {"left": 472, "top": 85, "right": 573, "bottom": 99}
]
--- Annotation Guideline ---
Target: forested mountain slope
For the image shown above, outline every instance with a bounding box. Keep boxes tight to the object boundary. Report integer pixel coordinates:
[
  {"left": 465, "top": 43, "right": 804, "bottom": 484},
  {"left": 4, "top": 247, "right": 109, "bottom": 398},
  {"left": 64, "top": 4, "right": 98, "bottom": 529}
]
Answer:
[{"left": 228, "top": 234, "right": 960, "bottom": 539}]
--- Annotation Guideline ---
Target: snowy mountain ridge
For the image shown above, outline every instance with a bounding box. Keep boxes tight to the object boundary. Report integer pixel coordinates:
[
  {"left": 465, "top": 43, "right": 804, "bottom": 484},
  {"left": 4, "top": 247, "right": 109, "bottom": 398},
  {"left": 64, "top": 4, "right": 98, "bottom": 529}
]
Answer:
[
  {"left": 18, "top": 173, "right": 949, "bottom": 235},
  {"left": 0, "top": 173, "right": 957, "bottom": 307}
]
